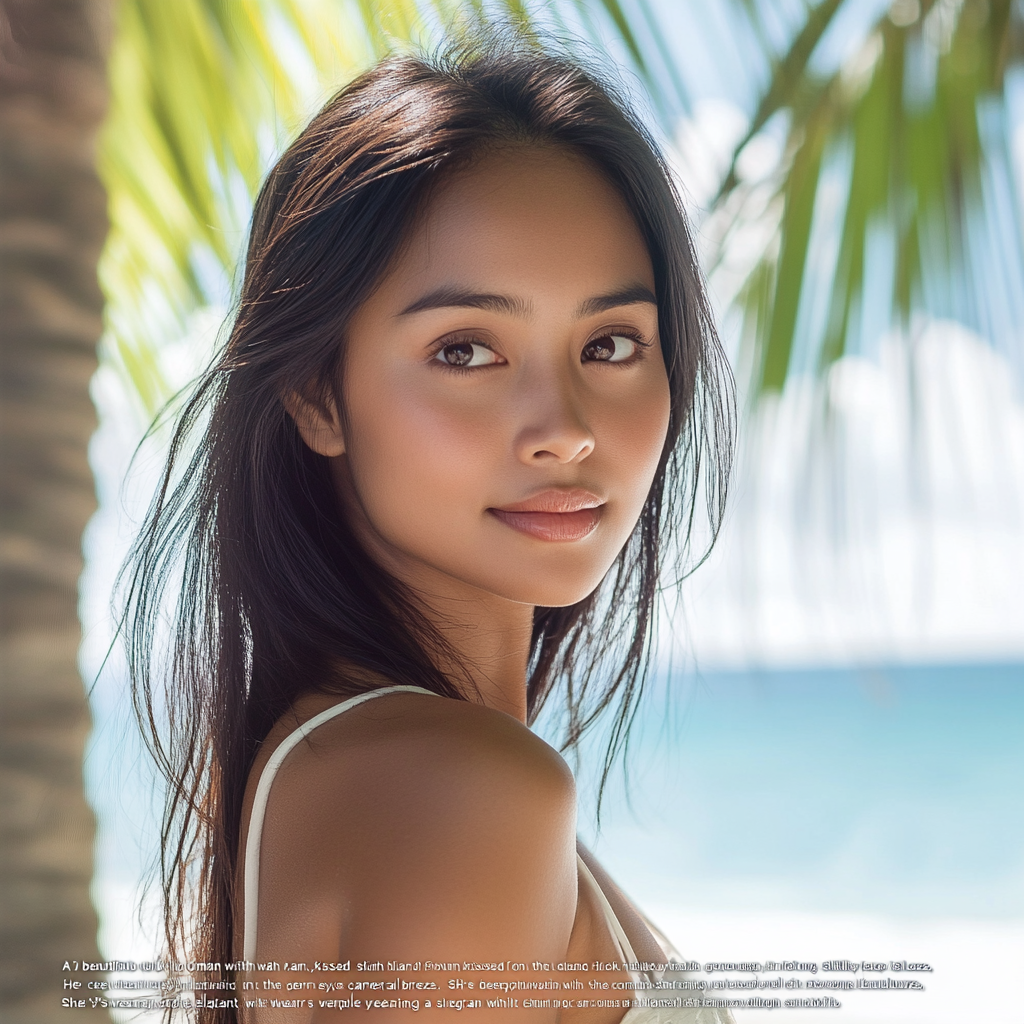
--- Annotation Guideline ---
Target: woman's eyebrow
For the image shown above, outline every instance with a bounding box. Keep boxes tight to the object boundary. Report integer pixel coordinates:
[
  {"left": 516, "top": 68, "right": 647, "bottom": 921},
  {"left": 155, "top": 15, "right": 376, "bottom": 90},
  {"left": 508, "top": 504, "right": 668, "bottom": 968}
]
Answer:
[
  {"left": 397, "top": 287, "right": 532, "bottom": 318},
  {"left": 574, "top": 284, "right": 657, "bottom": 318},
  {"left": 397, "top": 283, "right": 657, "bottom": 319}
]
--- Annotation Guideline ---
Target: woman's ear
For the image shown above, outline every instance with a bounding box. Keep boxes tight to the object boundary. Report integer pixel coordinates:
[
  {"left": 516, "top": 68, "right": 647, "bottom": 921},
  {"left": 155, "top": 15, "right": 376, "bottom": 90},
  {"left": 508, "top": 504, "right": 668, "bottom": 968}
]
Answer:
[{"left": 283, "top": 390, "right": 346, "bottom": 457}]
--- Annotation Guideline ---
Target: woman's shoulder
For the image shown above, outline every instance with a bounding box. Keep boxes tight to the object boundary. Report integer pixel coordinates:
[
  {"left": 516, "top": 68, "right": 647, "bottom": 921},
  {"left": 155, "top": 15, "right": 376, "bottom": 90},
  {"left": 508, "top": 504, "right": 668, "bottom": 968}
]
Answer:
[
  {"left": 255, "top": 687, "right": 575, "bottom": 841},
  {"left": 245, "top": 688, "right": 580, "bottom": 975}
]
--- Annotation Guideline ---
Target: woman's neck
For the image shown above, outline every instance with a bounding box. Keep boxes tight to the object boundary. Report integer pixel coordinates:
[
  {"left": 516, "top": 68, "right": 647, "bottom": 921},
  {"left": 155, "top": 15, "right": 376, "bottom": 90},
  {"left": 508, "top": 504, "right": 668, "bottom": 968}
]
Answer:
[
  {"left": 405, "top": 577, "right": 536, "bottom": 722},
  {"left": 332, "top": 463, "right": 536, "bottom": 721}
]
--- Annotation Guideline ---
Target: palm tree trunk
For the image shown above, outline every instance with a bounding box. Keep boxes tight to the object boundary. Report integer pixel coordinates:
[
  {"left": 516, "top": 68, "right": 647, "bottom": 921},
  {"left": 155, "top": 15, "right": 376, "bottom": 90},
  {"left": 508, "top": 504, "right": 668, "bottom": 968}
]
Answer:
[{"left": 0, "top": 0, "right": 111, "bottom": 1020}]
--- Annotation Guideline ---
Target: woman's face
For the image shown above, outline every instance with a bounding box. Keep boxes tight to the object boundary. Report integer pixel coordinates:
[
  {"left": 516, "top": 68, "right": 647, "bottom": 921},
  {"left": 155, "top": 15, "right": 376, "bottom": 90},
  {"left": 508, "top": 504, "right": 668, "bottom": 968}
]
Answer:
[{"left": 297, "top": 145, "right": 670, "bottom": 609}]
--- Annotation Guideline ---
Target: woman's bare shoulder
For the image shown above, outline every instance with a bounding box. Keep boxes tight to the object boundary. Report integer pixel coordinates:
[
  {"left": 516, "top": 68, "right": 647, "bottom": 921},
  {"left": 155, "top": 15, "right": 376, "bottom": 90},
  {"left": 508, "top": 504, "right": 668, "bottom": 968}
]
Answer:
[
  {"left": 251, "top": 691, "right": 579, "bottom": 966},
  {"left": 258, "top": 689, "right": 576, "bottom": 853}
]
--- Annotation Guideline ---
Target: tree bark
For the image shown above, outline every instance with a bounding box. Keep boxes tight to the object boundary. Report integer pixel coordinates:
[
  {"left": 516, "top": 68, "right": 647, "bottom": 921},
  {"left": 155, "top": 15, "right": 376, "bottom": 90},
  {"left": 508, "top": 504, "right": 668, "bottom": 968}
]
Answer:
[{"left": 0, "top": 0, "right": 110, "bottom": 1020}]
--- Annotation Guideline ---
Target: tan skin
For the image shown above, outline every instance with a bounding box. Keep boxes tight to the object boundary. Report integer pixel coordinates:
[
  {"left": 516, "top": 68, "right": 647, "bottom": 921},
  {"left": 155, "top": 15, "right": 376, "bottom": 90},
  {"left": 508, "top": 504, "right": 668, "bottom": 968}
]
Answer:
[{"left": 236, "top": 145, "right": 673, "bottom": 1022}]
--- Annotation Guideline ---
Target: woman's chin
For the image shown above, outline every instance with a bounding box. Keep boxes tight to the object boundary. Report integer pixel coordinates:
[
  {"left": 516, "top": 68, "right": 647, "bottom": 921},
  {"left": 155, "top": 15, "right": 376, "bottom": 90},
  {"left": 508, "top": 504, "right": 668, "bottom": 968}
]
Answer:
[
  {"left": 455, "top": 533, "right": 631, "bottom": 607},
  {"left": 480, "top": 564, "right": 610, "bottom": 609}
]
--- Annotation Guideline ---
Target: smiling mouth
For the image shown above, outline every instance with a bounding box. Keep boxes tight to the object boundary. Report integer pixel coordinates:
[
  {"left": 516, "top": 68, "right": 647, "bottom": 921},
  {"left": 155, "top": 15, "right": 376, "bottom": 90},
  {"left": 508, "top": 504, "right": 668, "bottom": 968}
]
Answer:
[{"left": 487, "top": 489, "right": 604, "bottom": 542}]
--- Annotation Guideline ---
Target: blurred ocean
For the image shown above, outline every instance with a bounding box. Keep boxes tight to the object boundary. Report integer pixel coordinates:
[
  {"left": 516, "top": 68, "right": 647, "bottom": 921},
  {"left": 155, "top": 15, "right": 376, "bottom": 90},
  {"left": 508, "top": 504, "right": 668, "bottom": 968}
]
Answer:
[
  {"left": 572, "top": 662, "right": 1024, "bottom": 1023},
  {"left": 87, "top": 661, "right": 1024, "bottom": 1022}
]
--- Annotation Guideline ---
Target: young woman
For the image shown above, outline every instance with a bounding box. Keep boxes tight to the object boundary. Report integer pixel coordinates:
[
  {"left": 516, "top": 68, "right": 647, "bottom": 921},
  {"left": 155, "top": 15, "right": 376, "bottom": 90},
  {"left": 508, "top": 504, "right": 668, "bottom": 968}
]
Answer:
[{"left": 125, "top": 41, "right": 733, "bottom": 1024}]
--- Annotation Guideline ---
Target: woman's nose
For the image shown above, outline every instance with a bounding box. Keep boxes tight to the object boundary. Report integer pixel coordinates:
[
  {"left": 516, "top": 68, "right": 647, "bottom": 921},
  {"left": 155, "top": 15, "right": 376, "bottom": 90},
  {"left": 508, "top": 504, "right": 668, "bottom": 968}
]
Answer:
[{"left": 512, "top": 375, "right": 596, "bottom": 465}]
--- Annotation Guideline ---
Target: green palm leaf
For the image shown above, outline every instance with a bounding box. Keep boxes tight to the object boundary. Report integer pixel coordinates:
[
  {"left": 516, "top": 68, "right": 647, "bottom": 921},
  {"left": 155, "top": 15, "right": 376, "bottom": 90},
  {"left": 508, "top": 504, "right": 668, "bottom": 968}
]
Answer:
[{"left": 718, "top": 0, "right": 1024, "bottom": 397}]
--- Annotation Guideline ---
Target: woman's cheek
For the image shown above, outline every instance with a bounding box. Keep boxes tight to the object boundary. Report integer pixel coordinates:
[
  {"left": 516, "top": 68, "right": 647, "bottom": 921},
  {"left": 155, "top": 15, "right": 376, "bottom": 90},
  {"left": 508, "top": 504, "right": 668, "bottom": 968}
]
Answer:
[
  {"left": 601, "top": 382, "right": 670, "bottom": 502},
  {"left": 347, "top": 390, "right": 499, "bottom": 546},
  {"left": 639, "top": 389, "right": 671, "bottom": 483}
]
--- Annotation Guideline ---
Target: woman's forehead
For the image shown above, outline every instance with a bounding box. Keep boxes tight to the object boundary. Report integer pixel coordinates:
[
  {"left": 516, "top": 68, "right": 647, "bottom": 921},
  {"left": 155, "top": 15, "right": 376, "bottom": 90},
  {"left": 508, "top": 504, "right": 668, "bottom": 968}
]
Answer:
[{"left": 372, "top": 145, "right": 655, "bottom": 315}]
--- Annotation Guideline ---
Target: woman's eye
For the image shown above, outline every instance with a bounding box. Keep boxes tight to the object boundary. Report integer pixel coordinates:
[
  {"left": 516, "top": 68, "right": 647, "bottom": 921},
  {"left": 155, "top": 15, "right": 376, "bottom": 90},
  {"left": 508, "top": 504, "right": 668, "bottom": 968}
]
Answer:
[
  {"left": 582, "top": 335, "right": 637, "bottom": 363},
  {"left": 434, "top": 341, "right": 501, "bottom": 368}
]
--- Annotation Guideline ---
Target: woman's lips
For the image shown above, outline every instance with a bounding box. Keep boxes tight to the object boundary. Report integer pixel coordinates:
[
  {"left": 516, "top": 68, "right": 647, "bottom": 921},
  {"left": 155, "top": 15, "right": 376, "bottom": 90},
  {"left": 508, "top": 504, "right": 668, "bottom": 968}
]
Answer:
[{"left": 488, "top": 490, "right": 604, "bottom": 542}]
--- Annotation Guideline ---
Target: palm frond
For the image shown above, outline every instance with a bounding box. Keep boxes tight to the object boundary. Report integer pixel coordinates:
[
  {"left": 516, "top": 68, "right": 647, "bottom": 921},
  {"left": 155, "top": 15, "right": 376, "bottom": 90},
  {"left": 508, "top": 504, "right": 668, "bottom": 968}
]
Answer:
[
  {"left": 717, "top": 0, "right": 1024, "bottom": 396},
  {"left": 99, "top": 0, "right": 331, "bottom": 412}
]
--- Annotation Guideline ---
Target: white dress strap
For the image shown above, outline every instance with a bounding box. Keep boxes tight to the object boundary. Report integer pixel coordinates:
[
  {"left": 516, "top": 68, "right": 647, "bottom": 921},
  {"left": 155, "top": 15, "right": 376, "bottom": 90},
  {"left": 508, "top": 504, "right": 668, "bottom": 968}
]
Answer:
[
  {"left": 242, "top": 684, "right": 436, "bottom": 961},
  {"left": 576, "top": 855, "right": 640, "bottom": 970}
]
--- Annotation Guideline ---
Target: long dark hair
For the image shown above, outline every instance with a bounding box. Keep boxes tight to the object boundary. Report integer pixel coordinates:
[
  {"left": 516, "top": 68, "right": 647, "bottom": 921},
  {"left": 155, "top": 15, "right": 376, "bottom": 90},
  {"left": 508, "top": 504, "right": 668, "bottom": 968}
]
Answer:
[{"left": 121, "top": 38, "right": 732, "bottom": 1016}]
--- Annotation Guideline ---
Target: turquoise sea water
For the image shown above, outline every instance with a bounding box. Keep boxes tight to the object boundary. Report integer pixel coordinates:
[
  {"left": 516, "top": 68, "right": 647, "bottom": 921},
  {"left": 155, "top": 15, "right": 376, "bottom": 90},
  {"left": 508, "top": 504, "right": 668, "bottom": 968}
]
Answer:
[
  {"left": 86, "top": 661, "right": 1024, "bottom": 959},
  {"left": 572, "top": 662, "right": 1024, "bottom": 921}
]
